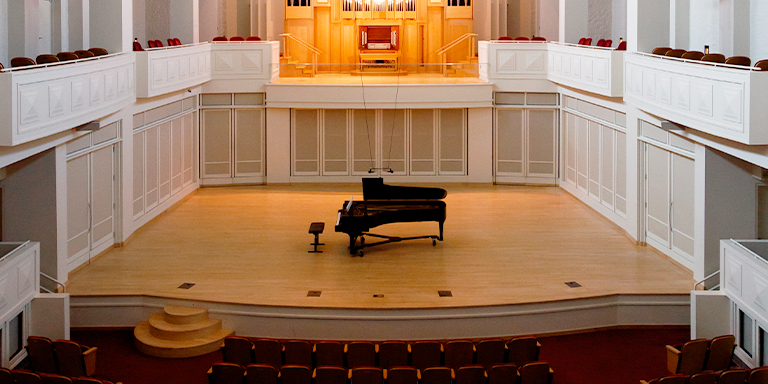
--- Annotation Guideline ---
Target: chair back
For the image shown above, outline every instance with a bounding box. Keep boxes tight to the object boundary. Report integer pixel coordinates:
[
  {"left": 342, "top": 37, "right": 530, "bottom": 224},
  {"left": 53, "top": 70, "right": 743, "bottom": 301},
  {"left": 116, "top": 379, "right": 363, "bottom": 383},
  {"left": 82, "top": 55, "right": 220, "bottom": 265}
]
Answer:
[
  {"left": 657, "top": 376, "right": 688, "bottom": 384},
  {"left": 421, "top": 367, "right": 454, "bottom": 384},
  {"left": 455, "top": 365, "right": 486, "bottom": 384},
  {"left": 617, "top": 41, "right": 627, "bottom": 50},
  {"left": 88, "top": 48, "right": 108, "bottom": 56},
  {"left": 245, "top": 364, "right": 278, "bottom": 384},
  {"left": 378, "top": 341, "right": 408, "bottom": 370},
  {"left": 133, "top": 41, "right": 144, "bottom": 51},
  {"left": 748, "top": 367, "right": 768, "bottom": 384},
  {"left": 75, "top": 50, "right": 95, "bottom": 59},
  {"left": 39, "top": 373, "right": 73, "bottom": 384},
  {"left": 314, "top": 341, "right": 344, "bottom": 366},
  {"left": 53, "top": 340, "right": 87, "bottom": 377},
  {"left": 718, "top": 369, "right": 750, "bottom": 384},
  {"left": 652, "top": 47, "right": 672, "bottom": 55},
  {"left": 13, "top": 371, "right": 42, "bottom": 384},
  {"left": 518, "top": 362, "right": 552, "bottom": 384},
  {"left": 36, "top": 55, "right": 60, "bottom": 65},
  {"left": 476, "top": 339, "right": 505, "bottom": 370},
  {"left": 498, "top": 36, "right": 513, "bottom": 41},
  {"left": 11, "top": 57, "right": 36, "bottom": 68},
  {"left": 253, "top": 338, "right": 283, "bottom": 370},
  {"left": 532, "top": 37, "right": 546, "bottom": 42},
  {"left": 507, "top": 336, "right": 540, "bottom": 367},
  {"left": 444, "top": 340, "right": 474, "bottom": 370},
  {"left": 0, "top": 368, "right": 12, "bottom": 384},
  {"left": 174, "top": 38, "right": 182, "bottom": 45},
  {"left": 596, "top": 39, "right": 606, "bottom": 47},
  {"left": 701, "top": 54, "right": 726, "bottom": 63},
  {"left": 584, "top": 38, "right": 592, "bottom": 45},
  {"left": 677, "top": 339, "right": 708, "bottom": 375},
  {"left": 346, "top": 341, "right": 376, "bottom": 368},
  {"left": 223, "top": 336, "right": 254, "bottom": 367},
  {"left": 57, "top": 52, "right": 79, "bottom": 62},
  {"left": 0, "top": 62, "right": 4, "bottom": 70},
  {"left": 578, "top": 38, "right": 586, "bottom": 45},
  {"left": 313, "top": 366, "right": 346, "bottom": 384},
  {"left": 350, "top": 367, "right": 383, "bottom": 384},
  {"left": 682, "top": 51, "right": 704, "bottom": 60},
  {"left": 386, "top": 367, "right": 418, "bottom": 384},
  {"left": 247, "top": 36, "right": 263, "bottom": 41},
  {"left": 755, "top": 59, "right": 768, "bottom": 71},
  {"left": 230, "top": 36, "right": 245, "bottom": 41},
  {"left": 154, "top": 40, "right": 163, "bottom": 47},
  {"left": 208, "top": 363, "right": 245, "bottom": 384},
  {"left": 148, "top": 40, "right": 157, "bottom": 48},
  {"left": 27, "top": 336, "right": 58, "bottom": 373},
  {"left": 167, "top": 39, "right": 175, "bottom": 47},
  {"left": 664, "top": 49, "right": 686, "bottom": 58},
  {"left": 71, "top": 378, "right": 103, "bottom": 384},
  {"left": 705, "top": 335, "right": 734, "bottom": 371},
  {"left": 604, "top": 39, "right": 612, "bottom": 47},
  {"left": 213, "top": 36, "right": 228, "bottom": 41},
  {"left": 487, "top": 363, "right": 517, "bottom": 384},
  {"left": 283, "top": 340, "right": 313, "bottom": 367},
  {"left": 410, "top": 341, "right": 442, "bottom": 371},
  {"left": 514, "top": 36, "right": 529, "bottom": 41},
  {"left": 689, "top": 371, "right": 718, "bottom": 384},
  {"left": 725, "top": 56, "right": 751, "bottom": 66},
  {"left": 280, "top": 365, "right": 312, "bottom": 384}
]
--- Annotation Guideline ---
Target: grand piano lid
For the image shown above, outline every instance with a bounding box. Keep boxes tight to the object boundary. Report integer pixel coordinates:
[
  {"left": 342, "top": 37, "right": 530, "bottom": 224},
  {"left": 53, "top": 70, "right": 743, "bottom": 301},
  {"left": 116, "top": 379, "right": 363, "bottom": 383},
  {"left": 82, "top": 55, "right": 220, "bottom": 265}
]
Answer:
[{"left": 362, "top": 177, "right": 447, "bottom": 200}]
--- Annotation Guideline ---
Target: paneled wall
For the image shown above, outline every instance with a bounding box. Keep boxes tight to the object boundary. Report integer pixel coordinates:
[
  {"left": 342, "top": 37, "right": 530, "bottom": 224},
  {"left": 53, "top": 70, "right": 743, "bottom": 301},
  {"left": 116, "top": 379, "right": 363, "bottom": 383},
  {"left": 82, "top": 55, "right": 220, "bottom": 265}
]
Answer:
[
  {"left": 291, "top": 108, "right": 467, "bottom": 178},
  {"left": 561, "top": 95, "right": 627, "bottom": 226},
  {"left": 132, "top": 97, "right": 197, "bottom": 222}
]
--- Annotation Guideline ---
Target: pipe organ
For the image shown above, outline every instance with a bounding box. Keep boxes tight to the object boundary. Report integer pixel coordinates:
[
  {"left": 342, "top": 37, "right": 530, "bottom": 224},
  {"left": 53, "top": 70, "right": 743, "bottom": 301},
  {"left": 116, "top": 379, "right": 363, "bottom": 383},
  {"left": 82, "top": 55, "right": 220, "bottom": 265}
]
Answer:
[{"left": 283, "top": 0, "right": 474, "bottom": 73}]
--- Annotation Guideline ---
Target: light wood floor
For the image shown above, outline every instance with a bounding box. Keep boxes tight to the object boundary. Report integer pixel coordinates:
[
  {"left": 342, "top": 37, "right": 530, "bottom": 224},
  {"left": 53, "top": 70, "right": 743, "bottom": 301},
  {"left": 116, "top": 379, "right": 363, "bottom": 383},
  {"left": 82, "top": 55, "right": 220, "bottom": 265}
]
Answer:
[{"left": 66, "top": 184, "right": 694, "bottom": 309}]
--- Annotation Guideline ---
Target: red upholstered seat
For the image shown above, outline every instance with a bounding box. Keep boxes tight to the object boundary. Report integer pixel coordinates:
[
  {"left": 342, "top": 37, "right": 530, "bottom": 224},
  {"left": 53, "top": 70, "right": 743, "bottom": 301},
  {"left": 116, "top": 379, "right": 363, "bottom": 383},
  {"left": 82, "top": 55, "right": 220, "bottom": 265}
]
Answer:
[
  {"left": 387, "top": 367, "right": 418, "bottom": 384},
  {"left": 701, "top": 53, "right": 726, "bottom": 63},
  {"left": 246, "top": 36, "right": 262, "bottom": 41},
  {"left": 207, "top": 363, "right": 245, "bottom": 384},
  {"left": 222, "top": 336, "right": 254, "bottom": 367},
  {"left": 345, "top": 341, "right": 376, "bottom": 368},
  {"left": 349, "top": 367, "right": 383, "bottom": 384},
  {"left": 252, "top": 338, "right": 282, "bottom": 370},
  {"left": 617, "top": 41, "right": 627, "bottom": 50},
  {"left": 213, "top": 36, "right": 228, "bottom": 41},
  {"left": 283, "top": 340, "right": 313, "bottom": 367},
  {"left": 725, "top": 56, "right": 751, "bottom": 66},
  {"left": 230, "top": 36, "right": 245, "bottom": 41},
  {"left": 245, "top": 364, "right": 278, "bottom": 384},
  {"left": 532, "top": 36, "right": 546, "bottom": 41},
  {"left": 498, "top": 36, "right": 513, "bottom": 41},
  {"left": 313, "top": 366, "right": 346, "bottom": 384},
  {"left": 514, "top": 36, "right": 529, "bottom": 41},
  {"left": 36, "top": 54, "right": 60, "bottom": 64},
  {"left": 11, "top": 57, "right": 36, "bottom": 68},
  {"left": 88, "top": 48, "right": 108, "bottom": 56},
  {"left": 378, "top": 341, "right": 409, "bottom": 370},
  {"left": 314, "top": 341, "right": 344, "bottom": 367}
]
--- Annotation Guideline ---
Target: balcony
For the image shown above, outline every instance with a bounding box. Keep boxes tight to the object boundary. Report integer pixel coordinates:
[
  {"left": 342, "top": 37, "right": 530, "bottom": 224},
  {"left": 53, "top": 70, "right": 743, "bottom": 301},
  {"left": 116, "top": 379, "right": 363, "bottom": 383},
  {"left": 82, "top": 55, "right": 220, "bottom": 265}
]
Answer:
[
  {"left": 625, "top": 53, "right": 768, "bottom": 145},
  {"left": 547, "top": 42, "right": 624, "bottom": 97},
  {"left": 0, "top": 54, "right": 135, "bottom": 146},
  {"left": 208, "top": 41, "right": 280, "bottom": 91},
  {"left": 721, "top": 239, "right": 768, "bottom": 325},
  {"left": 135, "top": 43, "right": 212, "bottom": 98},
  {"left": 478, "top": 41, "right": 549, "bottom": 83}
]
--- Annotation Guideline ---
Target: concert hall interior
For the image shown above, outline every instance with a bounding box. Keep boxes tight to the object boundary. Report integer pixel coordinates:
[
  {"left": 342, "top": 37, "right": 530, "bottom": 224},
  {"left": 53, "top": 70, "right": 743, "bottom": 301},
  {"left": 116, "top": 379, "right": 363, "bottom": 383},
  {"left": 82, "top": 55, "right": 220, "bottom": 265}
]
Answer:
[{"left": 2, "top": 0, "right": 768, "bottom": 379}]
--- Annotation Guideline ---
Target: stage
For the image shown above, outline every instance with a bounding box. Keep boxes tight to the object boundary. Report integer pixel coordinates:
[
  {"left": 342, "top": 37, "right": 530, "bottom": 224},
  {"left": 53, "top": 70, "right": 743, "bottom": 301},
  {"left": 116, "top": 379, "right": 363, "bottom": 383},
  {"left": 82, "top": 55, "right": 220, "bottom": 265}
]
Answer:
[{"left": 67, "top": 184, "right": 694, "bottom": 339}]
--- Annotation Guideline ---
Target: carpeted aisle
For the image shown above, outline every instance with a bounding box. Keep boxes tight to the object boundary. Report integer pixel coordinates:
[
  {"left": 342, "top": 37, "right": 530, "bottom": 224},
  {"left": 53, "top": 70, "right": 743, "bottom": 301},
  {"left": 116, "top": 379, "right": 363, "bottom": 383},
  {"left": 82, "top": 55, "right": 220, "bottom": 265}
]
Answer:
[{"left": 71, "top": 327, "right": 690, "bottom": 384}]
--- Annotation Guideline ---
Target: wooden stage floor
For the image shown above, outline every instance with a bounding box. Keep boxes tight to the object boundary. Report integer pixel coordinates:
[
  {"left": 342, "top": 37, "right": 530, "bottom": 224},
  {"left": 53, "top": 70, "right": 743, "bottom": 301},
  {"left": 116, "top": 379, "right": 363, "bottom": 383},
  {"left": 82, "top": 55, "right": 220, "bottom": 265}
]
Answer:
[
  {"left": 271, "top": 72, "right": 486, "bottom": 85},
  {"left": 66, "top": 184, "right": 694, "bottom": 310}
]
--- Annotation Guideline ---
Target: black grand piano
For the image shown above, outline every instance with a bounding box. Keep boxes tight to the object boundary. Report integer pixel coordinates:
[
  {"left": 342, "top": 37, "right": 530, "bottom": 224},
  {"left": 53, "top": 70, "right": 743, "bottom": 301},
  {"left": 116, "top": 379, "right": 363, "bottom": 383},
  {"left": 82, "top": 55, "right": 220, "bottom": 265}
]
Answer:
[{"left": 335, "top": 178, "right": 446, "bottom": 256}]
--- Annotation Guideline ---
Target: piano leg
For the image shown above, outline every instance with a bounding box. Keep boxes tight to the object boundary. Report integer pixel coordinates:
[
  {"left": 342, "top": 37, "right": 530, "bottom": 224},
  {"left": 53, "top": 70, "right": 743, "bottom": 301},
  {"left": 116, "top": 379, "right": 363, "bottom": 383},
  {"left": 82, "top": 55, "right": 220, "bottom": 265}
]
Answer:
[
  {"left": 439, "top": 221, "right": 444, "bottom": 241},
  {"left": 349, "top": 235, "right": 357, "bottom": 255}
]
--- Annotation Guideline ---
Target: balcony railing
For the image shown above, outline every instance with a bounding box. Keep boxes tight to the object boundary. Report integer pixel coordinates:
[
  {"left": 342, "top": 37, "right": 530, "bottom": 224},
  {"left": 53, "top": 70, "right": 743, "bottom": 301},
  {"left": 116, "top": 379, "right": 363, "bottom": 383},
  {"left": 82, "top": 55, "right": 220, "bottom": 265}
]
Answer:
[
  {"left": 721, "top": 239, "right": 768, "bottom": 325},
  {"left": 210, "top": 41, "right": 280, "bottom": 83},
  {"left": 547, "top": 42, "right": 624, "bottom": 97},
  {"left": 625, "top": 53, "right": 768, "bottom": 145},
  {"left": 478, "top": 40, "right": 549, "bottom": 82},
  {"left": 0, "top": 53, "right": 135, "bottom": 146},
  {"left": 136, "top": 43, "right": 212, "bottom": 98}
]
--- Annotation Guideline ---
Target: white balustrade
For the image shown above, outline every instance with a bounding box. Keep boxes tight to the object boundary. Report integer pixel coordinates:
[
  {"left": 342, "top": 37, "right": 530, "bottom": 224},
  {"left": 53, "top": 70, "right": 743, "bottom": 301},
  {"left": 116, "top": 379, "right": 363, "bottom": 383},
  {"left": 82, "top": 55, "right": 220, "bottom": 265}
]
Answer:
[
  {"left": 136, "top": 44, "right": 212, "bottom": 98},
  {"left": 721, "top": 239, "right": 768, "bottom": 325},
  {"left": 210, "top": 41, "right": 280, "bottom": 82},
  {"left": 547, "top": 43, "right": 624, "bottom": 97},
  {"left": 0, "top": 54, "right": 135, "bottom": 146},
  {"left": 625, "top": 53, "right": 768, "bottom": 145},
  {"left": 478, "top": 41, "right": 549, "bottom": 81}
]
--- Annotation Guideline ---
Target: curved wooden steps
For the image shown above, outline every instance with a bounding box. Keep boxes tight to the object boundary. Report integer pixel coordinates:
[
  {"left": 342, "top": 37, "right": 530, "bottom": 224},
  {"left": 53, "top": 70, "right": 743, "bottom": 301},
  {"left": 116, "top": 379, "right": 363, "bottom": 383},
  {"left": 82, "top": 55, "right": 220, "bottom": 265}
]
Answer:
[{"left": 134, "top": 305, "right": 233, "bottom": 358}]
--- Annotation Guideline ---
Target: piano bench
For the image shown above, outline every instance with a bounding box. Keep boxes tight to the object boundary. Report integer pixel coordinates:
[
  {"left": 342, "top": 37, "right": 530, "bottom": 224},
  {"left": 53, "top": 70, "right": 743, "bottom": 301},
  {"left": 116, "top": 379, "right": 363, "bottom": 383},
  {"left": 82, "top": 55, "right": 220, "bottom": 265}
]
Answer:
[{"left": 309, "top": 222, "right": 325, "bottom": 253}]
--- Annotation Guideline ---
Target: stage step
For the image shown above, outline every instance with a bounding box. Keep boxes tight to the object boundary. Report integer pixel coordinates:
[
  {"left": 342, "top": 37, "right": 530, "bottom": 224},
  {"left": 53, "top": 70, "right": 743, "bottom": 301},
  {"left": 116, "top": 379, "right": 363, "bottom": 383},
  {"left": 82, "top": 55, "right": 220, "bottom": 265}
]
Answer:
[{"left": 134, "top": 305, "right": 233, "bottom": 358}]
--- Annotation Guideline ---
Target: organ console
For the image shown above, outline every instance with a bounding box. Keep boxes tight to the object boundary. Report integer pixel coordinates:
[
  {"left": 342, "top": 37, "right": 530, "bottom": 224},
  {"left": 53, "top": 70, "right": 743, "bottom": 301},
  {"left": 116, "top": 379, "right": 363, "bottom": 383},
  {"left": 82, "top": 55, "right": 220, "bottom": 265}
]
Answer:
[{"left": 358, "top": 26, "right": 400, "bottom": 72}]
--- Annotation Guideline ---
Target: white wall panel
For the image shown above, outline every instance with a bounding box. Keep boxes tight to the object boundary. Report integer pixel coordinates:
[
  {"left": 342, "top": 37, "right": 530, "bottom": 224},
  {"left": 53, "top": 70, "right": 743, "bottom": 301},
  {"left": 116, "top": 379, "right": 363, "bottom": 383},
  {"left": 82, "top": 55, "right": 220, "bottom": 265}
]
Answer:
[
  {"left": 496, "top": 109, "right": 525, "bottom": 176},
  {"left": 438, "top": 109, "right": 466, "bottom": 175},
  {"left": 66, "top": 156, "right": 89, "bottom": 263},
  {"left": 158, "top": 122, "right": 172, "bottom": 203},
  {"left": 353, "top": 110, "right": 377, "bottom": 175},
  {"left": 234, "top": 109, "right": 264, "bottom": 177},
  {"left": 410, "top": 109, "right": 436, "bottom": 175},
  {"left": 90, "top": 146, "right": 114, "bottom": 250},
  {"left": 201, "top": 109, "right": 232, "bottom": 178},
  {"left": 322, "top": 110, "right": 349, "bottom": 175},
  {"left": 292, "top": 109, "right": 320, "bottom": 175},
  {"left": 646, "top": 144, "right": 671, "bottom": 246},
  {"left": 381, "top": 110, "right": 407, "bottom": 175}
]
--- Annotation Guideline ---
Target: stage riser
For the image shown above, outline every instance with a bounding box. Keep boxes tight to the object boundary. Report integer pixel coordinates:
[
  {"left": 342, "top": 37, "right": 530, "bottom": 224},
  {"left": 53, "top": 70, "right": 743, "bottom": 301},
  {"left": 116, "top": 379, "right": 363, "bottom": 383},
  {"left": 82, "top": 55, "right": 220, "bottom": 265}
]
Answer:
[{"left": 71, "top": 295, "right": 689, "bottom": 340}]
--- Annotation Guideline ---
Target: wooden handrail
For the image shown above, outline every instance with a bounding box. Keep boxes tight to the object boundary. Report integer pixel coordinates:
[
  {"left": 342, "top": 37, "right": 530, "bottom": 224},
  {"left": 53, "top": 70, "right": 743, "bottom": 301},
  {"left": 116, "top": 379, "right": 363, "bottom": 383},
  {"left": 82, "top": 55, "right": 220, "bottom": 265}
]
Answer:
[
  {"left": 280, "top": 33, "right": 322, "bottom": 55},
  {"left": 436, "top": 33, "right": 478, "bottom": 56}
]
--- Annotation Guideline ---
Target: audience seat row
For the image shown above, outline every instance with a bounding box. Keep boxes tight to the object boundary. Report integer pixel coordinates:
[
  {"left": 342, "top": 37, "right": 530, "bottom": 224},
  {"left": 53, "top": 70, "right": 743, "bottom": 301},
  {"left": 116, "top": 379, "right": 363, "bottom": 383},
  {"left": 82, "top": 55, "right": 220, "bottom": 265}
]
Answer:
[
  {"left": 651, "top": 47, "right": 768, "bottom": 69},
  {"left": 497, "top": 36, "right": 547, "bottom": 42},
  {"left": 8, "top": 48, "right": 107, "bottom": 68},
  {"left": 208, "top": 361, "right": 554, "bottom": 384},
  {"left": 0, "top": 368, "right": 116, "bottom": 384},
  {"left": 577, "top": 37, "right": 626, "bottom": 50},
  {"left": 222, "top": 337, "right": 541, "bottom": 371},
  {"left": 667, "top": 335, "right": 736, "bottom": 375},
  {"left": 25, "top": 336, "right": 98, "bottom": 378},
  {"left": 213, "top": 36, "right": 263, "bottom": 42},
  {"left": 641, "top": 366, "right": 768, "bottom": 384}
]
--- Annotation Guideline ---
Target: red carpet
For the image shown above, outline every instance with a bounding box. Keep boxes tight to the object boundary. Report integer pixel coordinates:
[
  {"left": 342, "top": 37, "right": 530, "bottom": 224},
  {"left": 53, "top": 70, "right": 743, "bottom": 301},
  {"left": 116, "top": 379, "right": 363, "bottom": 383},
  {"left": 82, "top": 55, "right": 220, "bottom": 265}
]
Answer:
[{"left": 71, "top": 327, "right": 690, "bottom": 384}]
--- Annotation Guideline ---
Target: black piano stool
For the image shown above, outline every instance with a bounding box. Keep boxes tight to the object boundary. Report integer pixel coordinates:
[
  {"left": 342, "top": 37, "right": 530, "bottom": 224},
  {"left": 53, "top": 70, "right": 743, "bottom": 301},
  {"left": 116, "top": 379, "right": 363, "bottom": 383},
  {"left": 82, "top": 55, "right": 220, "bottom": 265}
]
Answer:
[{"left": 309, "top": 222, "right": 325, "bottom": 253}]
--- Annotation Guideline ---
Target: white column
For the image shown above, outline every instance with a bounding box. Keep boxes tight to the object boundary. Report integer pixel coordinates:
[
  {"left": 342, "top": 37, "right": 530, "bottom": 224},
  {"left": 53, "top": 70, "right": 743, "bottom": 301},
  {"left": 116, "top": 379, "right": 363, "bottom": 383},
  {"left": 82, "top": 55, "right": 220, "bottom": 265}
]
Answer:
[
  {"left": 0, "top": 0, "right": 8, "bottom": 65},
  {"left": 751, "top": 0, "right": 768, "bottom": 62},
  {"left": 689, "top": 0, "right": 718, "bottom": 54},
  {"left": 25, "top": 0, "right": 40, "bottom": 58},
  {"left": 54, "top": 144, "right": 69, "bottom": 284},
  {"left": 266, "top": 108, "right": 291, "bottom": 184},
  {"left": 82, "top": 0, "right": 89, "bottom": 49},
  {"left": 732, "top": 0, "right": 749, "bottom": 57},
  {"left": 623, "top": 106, "right": 641, "bottom": 243}
]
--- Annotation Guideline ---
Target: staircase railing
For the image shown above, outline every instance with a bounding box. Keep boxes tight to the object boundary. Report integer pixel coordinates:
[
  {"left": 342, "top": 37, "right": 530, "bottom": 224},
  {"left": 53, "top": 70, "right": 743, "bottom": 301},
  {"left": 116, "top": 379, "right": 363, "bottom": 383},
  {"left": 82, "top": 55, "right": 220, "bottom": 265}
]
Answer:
[
  {"left": 435, "top": 33, "right": 478, "bottom": 74},
  {"left": 41, "top": 271, "right": 66, "bottom": 293},
  {"left": 694, "top": 270, "right": 720, "bottom": 291},
  {"left": 279, "top": 33, "right": 322, "bottom": 76}
]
